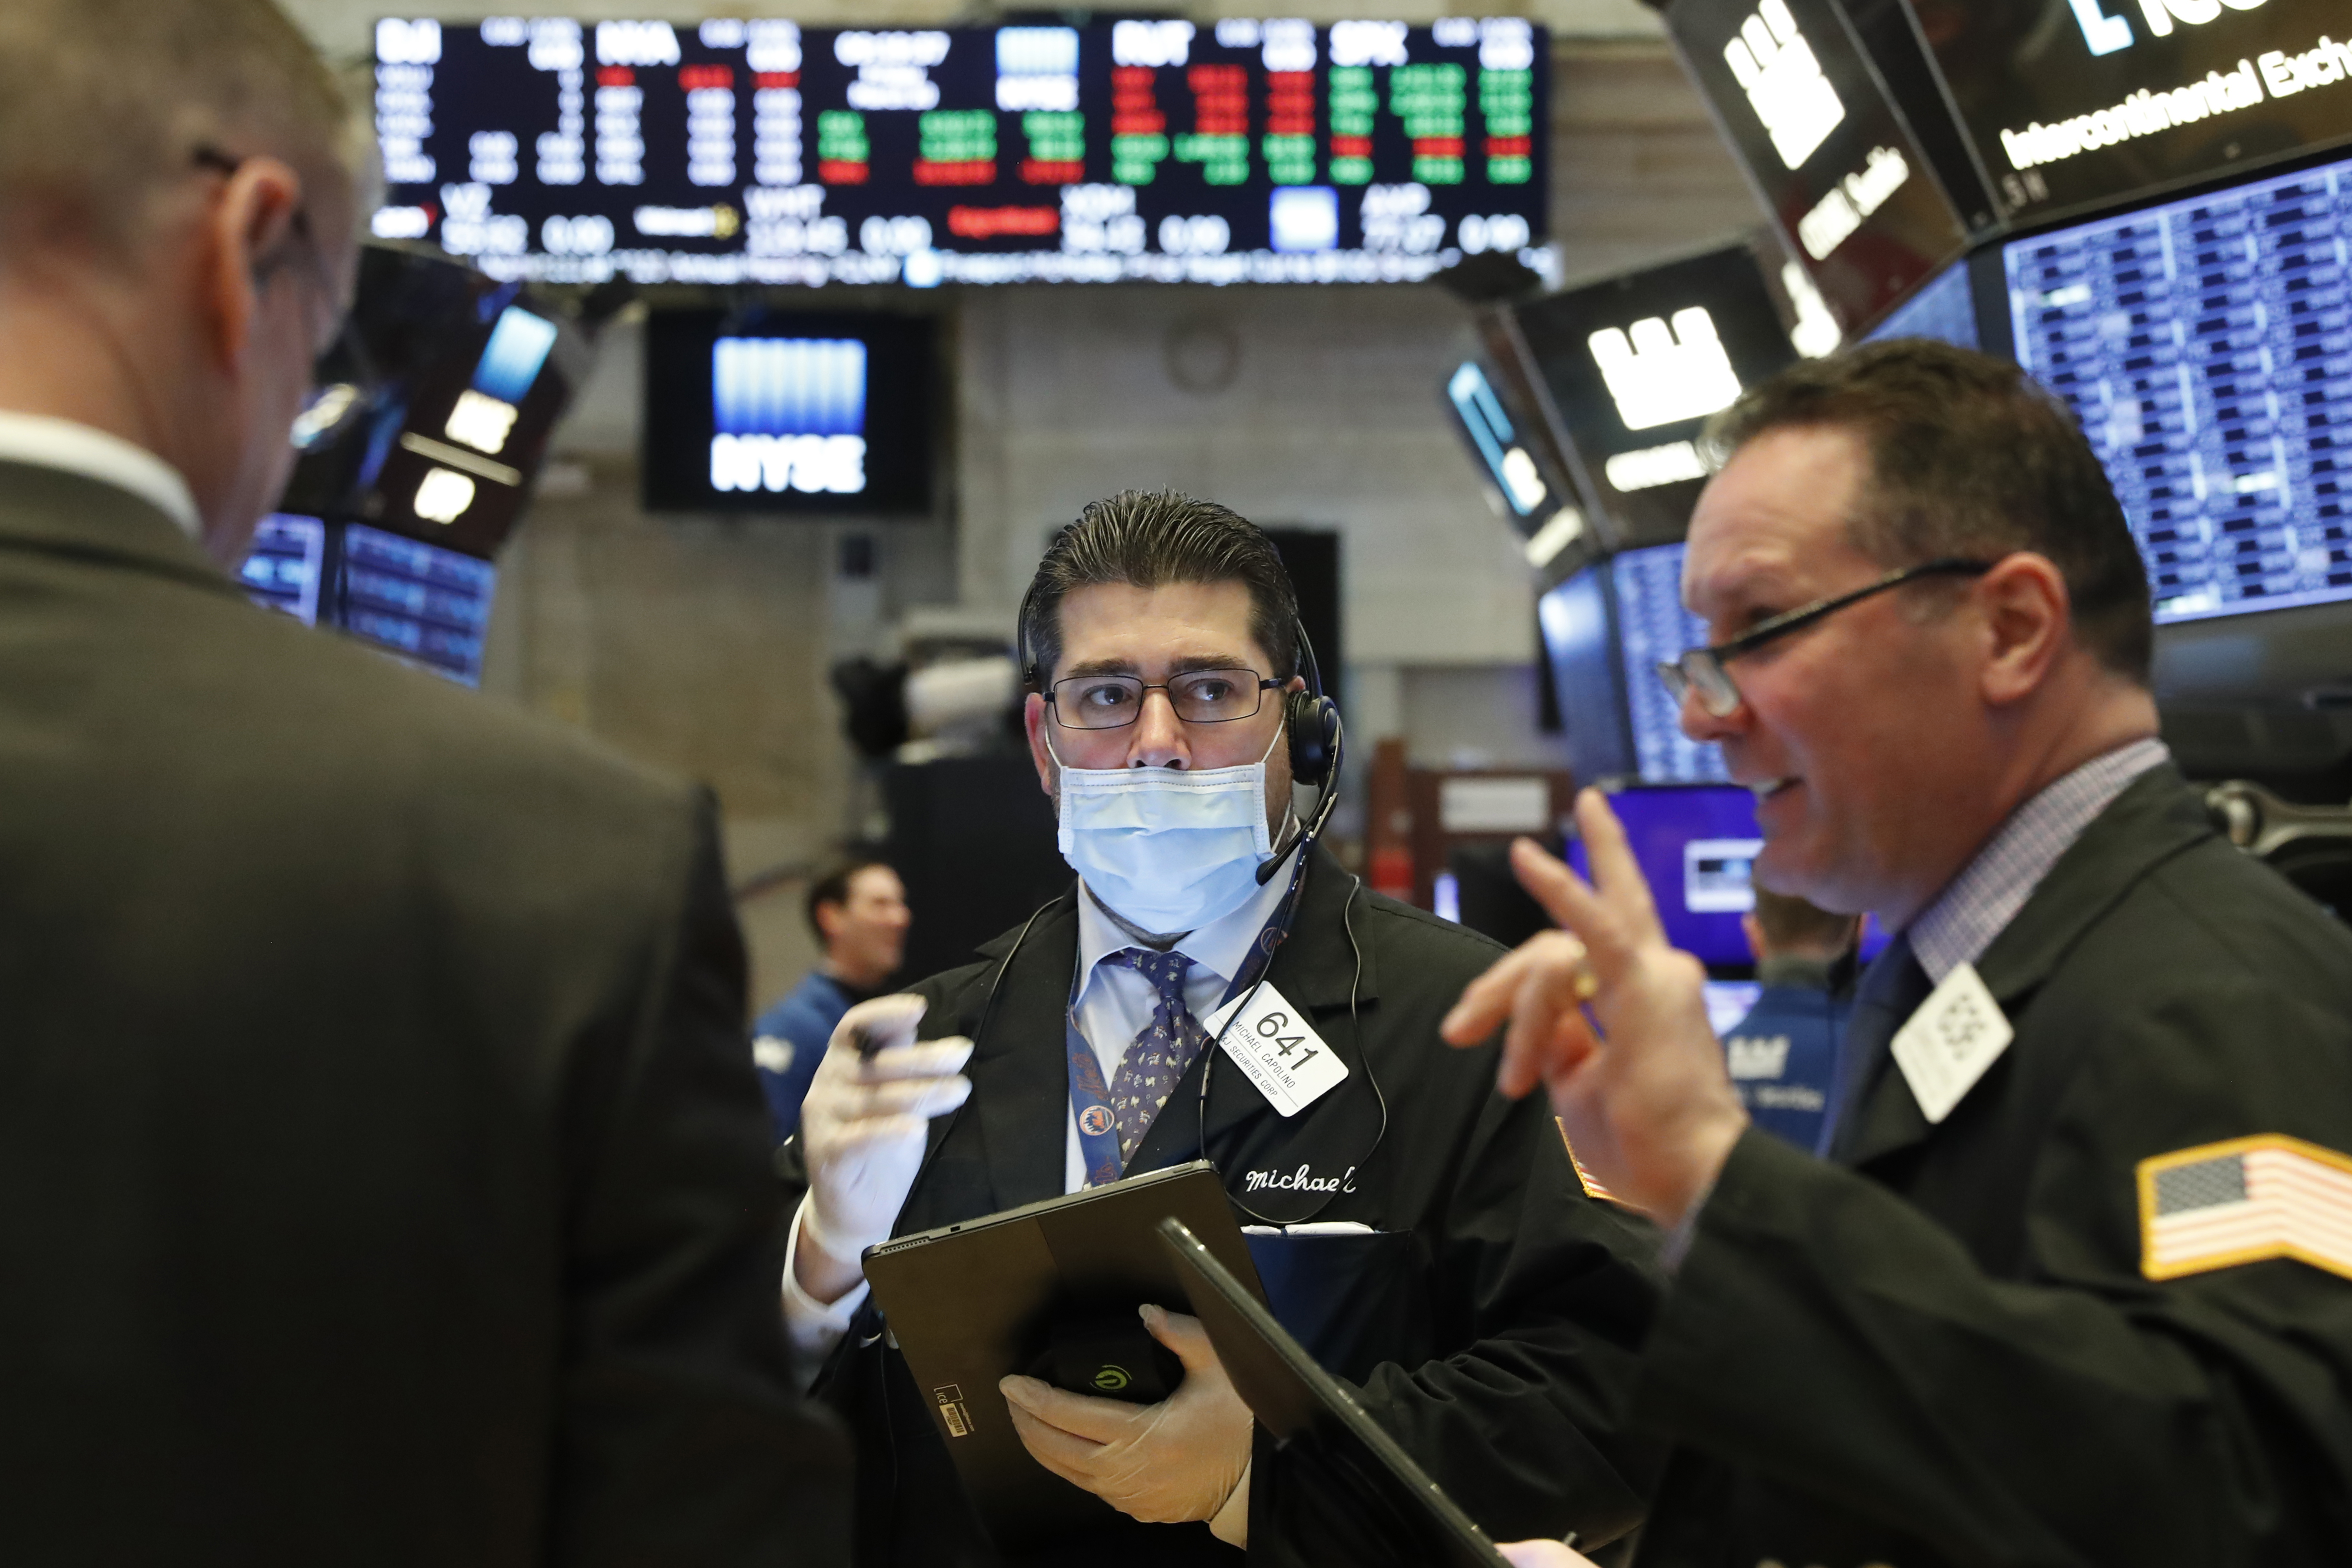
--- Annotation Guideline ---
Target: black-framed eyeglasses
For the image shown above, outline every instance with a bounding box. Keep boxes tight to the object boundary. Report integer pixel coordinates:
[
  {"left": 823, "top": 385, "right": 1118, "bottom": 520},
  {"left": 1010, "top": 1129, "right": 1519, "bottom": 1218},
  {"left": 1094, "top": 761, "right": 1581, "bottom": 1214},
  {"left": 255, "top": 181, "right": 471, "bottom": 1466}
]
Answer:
[
  {"left": 190, "top": 145, "right": 380, "bottom": 450},
  {"left": 1658, "top": 557, "right": 1998, "bottom": 718},
  {"left": 1045, "top": 669, "right": 1282, "bottom": 730}
]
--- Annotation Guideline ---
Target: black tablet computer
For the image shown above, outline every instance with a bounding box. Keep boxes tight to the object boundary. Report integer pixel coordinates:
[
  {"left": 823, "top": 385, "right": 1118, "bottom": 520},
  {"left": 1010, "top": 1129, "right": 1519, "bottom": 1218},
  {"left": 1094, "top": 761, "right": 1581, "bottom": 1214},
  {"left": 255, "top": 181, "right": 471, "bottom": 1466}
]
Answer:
[
  {"left": 861, "top": 1161, "right": 1265, "bottom": 1550},
  {"left": 1157, "top": 1216, "right": 1519, "bottom": 1568}
]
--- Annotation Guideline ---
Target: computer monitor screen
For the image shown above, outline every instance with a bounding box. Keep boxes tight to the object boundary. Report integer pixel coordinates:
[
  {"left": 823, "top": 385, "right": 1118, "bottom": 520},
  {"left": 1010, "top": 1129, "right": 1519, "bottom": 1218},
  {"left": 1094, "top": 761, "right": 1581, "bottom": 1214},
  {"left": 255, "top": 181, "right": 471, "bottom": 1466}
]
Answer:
[
  {"left": 1609, "top": 542, "right": 1728, "bottom": 784},
  {"left": 1510, "top": 242, "right": 1797, "bottom": 548},
  {"left": 371, "top": 16, "right": 1548, "bottom": 288},
  {"left": 642, "top": 308, "right": 935, "bottom": 512},
  {"left": 1912, "top": 0, "right": 2352, "bottom": 227},
  {"left": 1567, "top": 784, "right": 1759, "bottom": 967},
  {"left": 1661, "top": 0, "right": 1969, "bottom": 333},
  {"left": 1444, "top": 359, "right": 1562, "bottom": 526},
  {"left": 238, "top": 514, "right": 329, "bottom": 626},
  {"left": 1864, "top": 256, "right": 1979, "bottom": 350},
  {"left": 2003, "top": 150, "right": 2352, "bottom": 625},
  {"left": 335, "top": 523, "right": 500, "bottom": 686}
]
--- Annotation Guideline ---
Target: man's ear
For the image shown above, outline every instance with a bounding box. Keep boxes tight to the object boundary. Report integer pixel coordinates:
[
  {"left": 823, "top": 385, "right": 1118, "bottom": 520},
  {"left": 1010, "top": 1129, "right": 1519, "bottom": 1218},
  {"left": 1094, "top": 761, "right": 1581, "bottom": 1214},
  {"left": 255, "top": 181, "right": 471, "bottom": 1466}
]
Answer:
[
  {"left": 814, "top": 900, "right": 845, "bottom": 945},
  {"left": 199, "top": 157, "right": 305, "bottom": 375},
  {"left": 1975, "top": 552, "right": 2070, "bottom": 707},
  {"left": 1023, "top": 691, "right": 1056, "bottom": 798}
]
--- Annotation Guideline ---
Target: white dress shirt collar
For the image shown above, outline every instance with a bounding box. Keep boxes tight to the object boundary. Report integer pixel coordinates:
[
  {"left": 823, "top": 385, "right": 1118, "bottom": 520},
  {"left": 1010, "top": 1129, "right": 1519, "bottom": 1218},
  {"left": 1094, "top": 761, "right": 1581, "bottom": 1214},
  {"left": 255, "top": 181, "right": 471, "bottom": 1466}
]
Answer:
[
  {"left": 1076, "top": 840, "right": 1303, "bottom": 997},
  {"left": 0, "top": 412, "right": 201, "bottom": 541}
]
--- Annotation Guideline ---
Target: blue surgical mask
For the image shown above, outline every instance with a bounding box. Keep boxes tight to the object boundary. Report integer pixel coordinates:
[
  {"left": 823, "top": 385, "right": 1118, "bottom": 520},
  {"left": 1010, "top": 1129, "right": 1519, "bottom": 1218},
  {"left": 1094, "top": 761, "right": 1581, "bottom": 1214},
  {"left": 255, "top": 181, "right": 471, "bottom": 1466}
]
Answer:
[{"left": 1051, "top": 724, "right": 1282, "bottom": 935}]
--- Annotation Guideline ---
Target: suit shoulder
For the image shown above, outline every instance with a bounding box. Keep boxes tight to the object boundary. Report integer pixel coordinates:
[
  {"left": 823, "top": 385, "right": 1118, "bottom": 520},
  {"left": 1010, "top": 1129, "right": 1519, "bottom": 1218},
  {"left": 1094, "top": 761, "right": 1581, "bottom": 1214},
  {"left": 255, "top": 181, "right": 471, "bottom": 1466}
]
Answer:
[{"left": 1355, "top": 888, "right": 1511, "bottom": 973}]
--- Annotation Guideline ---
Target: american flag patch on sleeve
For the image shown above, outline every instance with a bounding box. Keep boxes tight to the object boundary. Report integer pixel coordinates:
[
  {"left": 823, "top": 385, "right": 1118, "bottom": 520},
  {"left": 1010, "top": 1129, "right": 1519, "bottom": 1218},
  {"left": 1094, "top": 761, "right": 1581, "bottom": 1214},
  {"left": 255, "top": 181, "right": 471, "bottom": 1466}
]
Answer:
[
  {"left": 2137, "top": 1134, "right": 2352, "bottom": 1282},
  {"left": 1557, "top": 1118, "right": 1626, "bottom": 1207}
]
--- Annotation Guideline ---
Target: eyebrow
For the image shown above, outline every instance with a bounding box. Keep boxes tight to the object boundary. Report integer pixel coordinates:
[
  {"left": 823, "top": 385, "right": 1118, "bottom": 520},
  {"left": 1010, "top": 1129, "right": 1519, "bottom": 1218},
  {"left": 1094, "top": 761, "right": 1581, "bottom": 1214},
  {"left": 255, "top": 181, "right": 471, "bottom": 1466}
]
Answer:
[{"left": 1057, "top": 653, "right": 1263, "bottom": 680}]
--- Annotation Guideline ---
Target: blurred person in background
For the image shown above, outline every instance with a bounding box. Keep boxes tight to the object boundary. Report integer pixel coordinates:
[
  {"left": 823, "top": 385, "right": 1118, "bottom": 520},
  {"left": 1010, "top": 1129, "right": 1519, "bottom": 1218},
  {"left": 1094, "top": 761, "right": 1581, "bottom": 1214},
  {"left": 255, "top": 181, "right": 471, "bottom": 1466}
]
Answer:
[
  {"left": 0, "top": 2, "right": 845, "bottom": 1562},
  {"left": 754, "top": 855, "right": 910, "bottom": 1143},
  {"left": 1719, "top": 888, "right": 1859, "bottom": 1152}
]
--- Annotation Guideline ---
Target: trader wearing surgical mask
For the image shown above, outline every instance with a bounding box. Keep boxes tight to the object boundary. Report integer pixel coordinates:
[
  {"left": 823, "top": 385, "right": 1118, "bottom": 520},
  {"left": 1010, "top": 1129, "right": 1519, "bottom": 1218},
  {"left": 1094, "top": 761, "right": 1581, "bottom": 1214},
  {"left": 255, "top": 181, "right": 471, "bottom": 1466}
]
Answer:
[{"left": 782, "top": 491, "right": 1666, "bottom": 1568}]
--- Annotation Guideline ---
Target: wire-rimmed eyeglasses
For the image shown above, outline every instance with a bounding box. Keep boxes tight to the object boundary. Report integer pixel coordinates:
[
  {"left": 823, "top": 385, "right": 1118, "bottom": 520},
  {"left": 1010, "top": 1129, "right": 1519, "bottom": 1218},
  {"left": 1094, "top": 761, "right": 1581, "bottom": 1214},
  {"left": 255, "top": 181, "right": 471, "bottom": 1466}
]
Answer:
[
  {"left": 1044, "top": 669, "right": 1282, "bottom": 730},
  {"left": 1657, "top": 557, "right": 1998, "bottom": 718}
]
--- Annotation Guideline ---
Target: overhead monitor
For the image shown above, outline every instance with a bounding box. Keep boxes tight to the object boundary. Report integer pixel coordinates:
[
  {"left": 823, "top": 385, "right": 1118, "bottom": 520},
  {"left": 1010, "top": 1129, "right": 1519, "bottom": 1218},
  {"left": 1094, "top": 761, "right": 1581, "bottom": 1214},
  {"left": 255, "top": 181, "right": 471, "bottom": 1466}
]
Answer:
[
  {"left": 277, "top": 246, "right": 588, "bottom": 562},
  {"left": 238, "top": 514, "right": 329, "bottom": 626},
  {"left": 1906, "top": 0, "right": 2352, "bottom": 229},
  {"left": 1509, "top": 241, "right": 1797, "bottom": 548},
  {"left": 641, "top": 308, "right": 935, "bottom": 513},
  {"left": 1663, "top": 0, "right": 1970, "bottom": 333},
  {"left": 371, "top": 16, "right": 1549, "bottom": 288},
  {"left": 1536, "top": 543, "right": 1730, "bottom": 787},
  {"left": 1567, "top": 784, "right": 1760, "bottom": 968},
  {"left": 1441, "top": 357, "right": 1583, "bottom": 562},
  {"left": 334, "top": 523, "right": 501, "bottom": 686},
  {"left": 1999, "top": 148, "right": 2352, "bottom": 629}
]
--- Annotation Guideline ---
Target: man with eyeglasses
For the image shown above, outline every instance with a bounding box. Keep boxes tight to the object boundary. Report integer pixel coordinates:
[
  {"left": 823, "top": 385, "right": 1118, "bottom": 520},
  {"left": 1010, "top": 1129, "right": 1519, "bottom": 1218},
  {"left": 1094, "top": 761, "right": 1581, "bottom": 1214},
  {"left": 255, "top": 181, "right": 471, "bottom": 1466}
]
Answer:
[
  {"left": 1450, "top": 341, "right": 2352, "bottom": 1568},
  {"left": 784, "top": 491, "right": 1667, "bottom": 1568},
  {"left": 0, "top": 2, "right": 846, "bottom": 1563}
]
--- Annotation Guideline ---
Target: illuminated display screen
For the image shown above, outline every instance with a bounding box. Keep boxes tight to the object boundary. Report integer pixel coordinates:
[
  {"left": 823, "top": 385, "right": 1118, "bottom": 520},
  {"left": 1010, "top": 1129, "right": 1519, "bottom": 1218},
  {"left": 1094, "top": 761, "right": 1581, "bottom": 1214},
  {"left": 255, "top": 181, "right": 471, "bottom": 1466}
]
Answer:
[
  {"left": 1663, "top": 0, "right": 1967, "bottom": 332},
  {"left": 1911, "top": 0, "right": 2352, "bottom": 227},
  {"left": 336, "top": 523, "right": 500, "bottom": 685},
  {"left": 1568, "top": 784, "right": 1758, "bottom": 966},
  {"left": 1510, "top": 242, "right": 1797, "bottom": 547},
  {"left": 370, "top": 16, "right": 1548, "bottom": 287},
  {"left": 642, "top": 309, "right": 934, "bottom": 513},
  {"left": 239, "top": 514, "right": 328, "bottom": 626},
  {"left": 2003, "top": 150, "right": 2352, "bottom": 624},
  {"left": 1609, "top": 543, "right": 1730, "bottom": 784},
  {"left": 1445, "top": 359, "right": 1560, "bottom": 523}
]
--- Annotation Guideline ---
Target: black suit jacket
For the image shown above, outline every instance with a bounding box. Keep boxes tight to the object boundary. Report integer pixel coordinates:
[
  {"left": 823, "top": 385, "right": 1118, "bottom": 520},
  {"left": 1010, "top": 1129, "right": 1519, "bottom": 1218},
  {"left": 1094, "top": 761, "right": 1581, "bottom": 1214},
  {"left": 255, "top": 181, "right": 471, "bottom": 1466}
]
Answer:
[
  {"left": 0, "top": 461, "right": 848, "bottom": 1566},
  {"left": 813, "top": 846, "right": 1668, "bottom": 1568},
  {"left": 1632, "top": 767, "right": 2352, "bottom": 1567}
]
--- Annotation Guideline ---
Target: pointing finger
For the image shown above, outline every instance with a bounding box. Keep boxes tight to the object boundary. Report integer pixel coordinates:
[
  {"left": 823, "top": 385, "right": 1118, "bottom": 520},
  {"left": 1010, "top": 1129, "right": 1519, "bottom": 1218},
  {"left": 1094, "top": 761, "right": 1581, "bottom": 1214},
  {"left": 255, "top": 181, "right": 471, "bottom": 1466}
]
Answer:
[
  {"left": 1139, "top": 1304, "right": 1219, "bottom": 1373},
  {"left": 1572, "top": 789, "right": 1666, "bottom": 946},
  {"left": 999, "top": 1374, "right": 1147, "bottom": 1444}
]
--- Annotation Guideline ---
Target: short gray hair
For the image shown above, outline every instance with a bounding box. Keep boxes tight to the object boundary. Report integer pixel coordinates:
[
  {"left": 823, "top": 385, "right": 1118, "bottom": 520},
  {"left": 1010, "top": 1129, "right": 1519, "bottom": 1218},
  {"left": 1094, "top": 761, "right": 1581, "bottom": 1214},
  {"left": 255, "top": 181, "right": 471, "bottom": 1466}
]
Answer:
[
  {"left": 0, "top": 0, "right": 350, "bottom": 260},
  {"left": 1020, "top": 490, "right": 1301, "bottom": 691}
]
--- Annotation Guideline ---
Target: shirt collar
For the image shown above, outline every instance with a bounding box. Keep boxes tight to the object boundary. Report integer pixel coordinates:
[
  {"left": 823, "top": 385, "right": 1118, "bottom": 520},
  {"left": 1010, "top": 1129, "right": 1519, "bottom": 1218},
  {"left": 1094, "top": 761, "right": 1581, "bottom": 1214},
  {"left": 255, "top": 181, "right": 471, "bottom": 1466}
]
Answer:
[
  {"left": 1076, "top": 842, "right": 1301, "bottom": 993},
  {"left": 1905, "top": 736, "right": 2172, "bottom": 983},
  {"left": 0, "top": 412, "right": 201, "bottom": 541}
]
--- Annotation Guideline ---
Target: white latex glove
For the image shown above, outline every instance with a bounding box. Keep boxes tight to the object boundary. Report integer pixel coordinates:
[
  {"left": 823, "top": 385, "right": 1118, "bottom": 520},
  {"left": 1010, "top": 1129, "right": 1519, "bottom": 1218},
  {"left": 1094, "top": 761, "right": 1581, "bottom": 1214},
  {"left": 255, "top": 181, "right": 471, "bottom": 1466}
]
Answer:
[
  {"left": 1498, "top": 1541, "right": 1600, "bottom": 1568},
  {"left": 998, "top": 1305, "right": 1254, "bottom": 1537},
  {"left": 795, "top": 994, "right": 973, "bottom": 1303}
]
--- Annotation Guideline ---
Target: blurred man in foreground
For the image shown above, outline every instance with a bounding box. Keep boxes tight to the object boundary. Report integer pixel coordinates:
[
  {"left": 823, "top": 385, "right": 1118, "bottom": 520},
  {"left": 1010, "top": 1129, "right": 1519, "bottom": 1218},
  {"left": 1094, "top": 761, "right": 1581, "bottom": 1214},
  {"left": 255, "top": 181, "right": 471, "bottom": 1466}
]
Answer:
[
  {"left": 1450, "top": 341, "right": 2352, "bottom": 1566},
  {"left": 0, "top": 2, "right": 844, "bottom": 1562},
  {"left": 752, "top": 855, "right": 911, "bottom": 1142},
  {"left": 1719, "top": 888, "right": 1858, "bottom": 1152}
]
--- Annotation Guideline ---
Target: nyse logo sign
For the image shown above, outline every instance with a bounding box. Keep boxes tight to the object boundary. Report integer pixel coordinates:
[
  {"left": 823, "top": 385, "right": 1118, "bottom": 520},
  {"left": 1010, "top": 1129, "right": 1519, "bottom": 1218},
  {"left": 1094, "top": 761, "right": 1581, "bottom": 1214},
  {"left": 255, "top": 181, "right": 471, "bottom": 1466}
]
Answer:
[
  {"left": 1587, "top": 309, "right": 1745, "bottom": 433},
  {"left": 1721, "top": 0, "right": 1847, "bottom": 171},
  {"left": 2068, "top": 0, "right": 2271, "bottom": 58}
]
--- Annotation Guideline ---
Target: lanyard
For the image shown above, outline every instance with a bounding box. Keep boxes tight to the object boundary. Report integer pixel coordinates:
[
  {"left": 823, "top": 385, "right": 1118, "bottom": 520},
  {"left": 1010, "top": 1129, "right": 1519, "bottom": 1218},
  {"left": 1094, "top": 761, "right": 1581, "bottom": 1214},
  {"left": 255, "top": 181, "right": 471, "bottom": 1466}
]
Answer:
[{"left": 1066, "top": 849, "right": 1313, "bottom": 1187}]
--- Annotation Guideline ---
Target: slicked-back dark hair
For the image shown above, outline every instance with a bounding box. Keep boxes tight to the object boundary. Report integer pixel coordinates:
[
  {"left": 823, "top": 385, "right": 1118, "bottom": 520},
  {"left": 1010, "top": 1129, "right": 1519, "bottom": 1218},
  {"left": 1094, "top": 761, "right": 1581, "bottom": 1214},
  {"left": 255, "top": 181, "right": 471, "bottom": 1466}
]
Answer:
[
  {"left": 1702, "top": 338, "right": 2153, "bottom": 683},
  {"left": 1020, "top": 490, "right": 1300, "bottom": 690}
]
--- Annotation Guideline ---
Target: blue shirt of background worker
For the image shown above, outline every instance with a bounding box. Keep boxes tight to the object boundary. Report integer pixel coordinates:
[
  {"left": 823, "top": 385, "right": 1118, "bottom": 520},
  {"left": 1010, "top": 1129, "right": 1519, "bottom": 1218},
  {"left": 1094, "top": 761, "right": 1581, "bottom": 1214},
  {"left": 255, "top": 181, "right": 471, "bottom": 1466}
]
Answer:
[
  {"left": 751, "top": 856, "right": 908, "bottom": 1144},
  {"left": 1721, "top": 888, "right": 1859, "bottom": 1155}
]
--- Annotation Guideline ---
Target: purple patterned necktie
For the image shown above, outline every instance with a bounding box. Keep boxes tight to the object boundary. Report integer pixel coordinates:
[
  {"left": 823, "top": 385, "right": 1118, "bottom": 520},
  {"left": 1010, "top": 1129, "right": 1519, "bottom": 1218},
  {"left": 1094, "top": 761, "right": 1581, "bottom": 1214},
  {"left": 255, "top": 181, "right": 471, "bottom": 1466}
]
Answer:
[{"left": 1100, "top": 947, "right": 1211, "bottom": 1164}]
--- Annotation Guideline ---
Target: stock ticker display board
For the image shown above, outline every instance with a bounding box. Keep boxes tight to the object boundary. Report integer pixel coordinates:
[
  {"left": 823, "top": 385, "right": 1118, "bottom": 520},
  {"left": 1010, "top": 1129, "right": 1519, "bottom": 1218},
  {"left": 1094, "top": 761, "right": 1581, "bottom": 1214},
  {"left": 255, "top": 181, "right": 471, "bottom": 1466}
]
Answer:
[{"left": 371, "top": 15, "right": 1550, "bottom": 287}]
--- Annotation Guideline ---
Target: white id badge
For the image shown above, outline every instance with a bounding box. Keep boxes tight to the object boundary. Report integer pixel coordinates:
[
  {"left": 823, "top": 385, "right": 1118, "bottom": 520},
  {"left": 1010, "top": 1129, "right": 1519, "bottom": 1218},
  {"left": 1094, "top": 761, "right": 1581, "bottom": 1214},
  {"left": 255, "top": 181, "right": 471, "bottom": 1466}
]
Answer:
[
  {"left": 1205, "top": 982, "right": 1348, "bottom": 1117},
  {"left": 1890, "top": 961, "right": 2014, "bottom": 1124}
]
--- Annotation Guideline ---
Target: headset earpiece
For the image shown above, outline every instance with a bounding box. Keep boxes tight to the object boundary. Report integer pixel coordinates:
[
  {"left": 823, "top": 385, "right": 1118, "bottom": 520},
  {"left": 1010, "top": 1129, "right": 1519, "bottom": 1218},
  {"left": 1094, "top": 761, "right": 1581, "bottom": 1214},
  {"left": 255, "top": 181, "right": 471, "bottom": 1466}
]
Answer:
[{"left": 1285, "top": 690, "right": 1340, "bottom": 787}]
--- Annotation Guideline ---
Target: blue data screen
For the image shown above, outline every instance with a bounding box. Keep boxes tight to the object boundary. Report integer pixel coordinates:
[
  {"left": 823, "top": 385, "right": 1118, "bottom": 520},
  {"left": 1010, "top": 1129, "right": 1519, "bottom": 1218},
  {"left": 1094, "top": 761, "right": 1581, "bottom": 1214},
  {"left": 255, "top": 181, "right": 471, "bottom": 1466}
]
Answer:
[
  {"left": 2005, "top": 154, "right": 2352, "bottom": 623},
  {"left": 1610, "top": 543, "right": 1727, "bottom": 784},
  {"left": 339, "top": 523, "right": 500, "bottom": 685},
  {"left": 1866, "top": 259, "right": 1979, "bottom": 351}
]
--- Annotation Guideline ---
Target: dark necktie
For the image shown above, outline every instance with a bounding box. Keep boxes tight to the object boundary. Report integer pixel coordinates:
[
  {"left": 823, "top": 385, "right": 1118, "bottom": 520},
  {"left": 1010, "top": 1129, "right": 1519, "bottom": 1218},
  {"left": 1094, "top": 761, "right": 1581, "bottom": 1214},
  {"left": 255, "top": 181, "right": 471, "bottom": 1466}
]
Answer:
[
  {"left": 1100, "top": 948, "right": 1212, "bottom": 1164},
  {"left": 1818, "top": 934, "right": 1934, "bottom": 1162}
]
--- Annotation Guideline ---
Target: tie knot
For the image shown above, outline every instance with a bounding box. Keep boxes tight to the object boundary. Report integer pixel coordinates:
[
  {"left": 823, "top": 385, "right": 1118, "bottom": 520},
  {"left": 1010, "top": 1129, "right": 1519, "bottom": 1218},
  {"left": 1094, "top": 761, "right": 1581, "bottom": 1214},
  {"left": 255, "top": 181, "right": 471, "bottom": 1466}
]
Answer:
[{"left": 1110, "top": 946, "right": 1190, "bottom": 998}]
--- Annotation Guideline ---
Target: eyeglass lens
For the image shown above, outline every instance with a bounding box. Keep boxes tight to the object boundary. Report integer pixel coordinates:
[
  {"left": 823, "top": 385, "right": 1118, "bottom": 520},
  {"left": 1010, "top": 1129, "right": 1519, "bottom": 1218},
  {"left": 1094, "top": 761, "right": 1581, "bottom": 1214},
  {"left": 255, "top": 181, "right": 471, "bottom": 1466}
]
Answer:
[{"left": 1052, "top": 670, "right": 1267, "bottom": 729}]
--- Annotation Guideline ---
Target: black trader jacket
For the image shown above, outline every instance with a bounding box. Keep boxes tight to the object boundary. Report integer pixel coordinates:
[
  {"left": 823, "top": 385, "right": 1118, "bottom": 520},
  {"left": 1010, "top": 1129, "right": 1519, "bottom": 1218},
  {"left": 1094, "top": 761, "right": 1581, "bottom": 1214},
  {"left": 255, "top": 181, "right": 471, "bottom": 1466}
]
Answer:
[
  {"left": 1632, "top": 766, "right": 2352, "bottom": 1568},
  {"left": 810, "top": 845, "right": 1668, "bottom": 1568},
  {"left": 0, "top": 462, "right": 847, "bottom": 1566}
]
